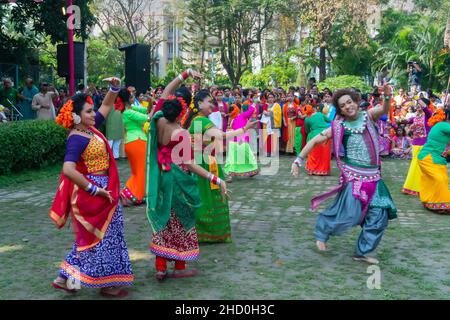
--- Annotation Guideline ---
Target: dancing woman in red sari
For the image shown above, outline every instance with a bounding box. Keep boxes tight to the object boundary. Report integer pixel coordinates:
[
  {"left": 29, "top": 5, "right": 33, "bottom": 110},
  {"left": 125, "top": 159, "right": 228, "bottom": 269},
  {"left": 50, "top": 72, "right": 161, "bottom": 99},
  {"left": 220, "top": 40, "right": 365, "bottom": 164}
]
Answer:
[{"left": 50, "top": 77, "right": 134, "bottom": 297}]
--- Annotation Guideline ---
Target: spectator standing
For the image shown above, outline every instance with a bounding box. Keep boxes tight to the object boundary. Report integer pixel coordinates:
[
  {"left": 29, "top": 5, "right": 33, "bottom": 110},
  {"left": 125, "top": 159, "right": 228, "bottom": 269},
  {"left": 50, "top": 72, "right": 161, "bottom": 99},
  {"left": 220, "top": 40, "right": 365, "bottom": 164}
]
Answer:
[
  {"left": 32, "top": 82, "right": 57, "bottom": 120},
  {"left": 0, "top": 78, "right": 22, "bottom": 114},
  {"left": 19, "top": 78, "right": 39, "bottom": 120}
]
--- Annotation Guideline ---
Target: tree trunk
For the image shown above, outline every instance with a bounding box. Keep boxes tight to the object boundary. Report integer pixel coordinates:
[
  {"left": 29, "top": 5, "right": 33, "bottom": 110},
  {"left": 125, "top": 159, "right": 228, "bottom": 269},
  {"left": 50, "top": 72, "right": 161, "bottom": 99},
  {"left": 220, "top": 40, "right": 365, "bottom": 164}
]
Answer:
[{"left": 319, "top": 46, "right": 326, "bottom": 82}]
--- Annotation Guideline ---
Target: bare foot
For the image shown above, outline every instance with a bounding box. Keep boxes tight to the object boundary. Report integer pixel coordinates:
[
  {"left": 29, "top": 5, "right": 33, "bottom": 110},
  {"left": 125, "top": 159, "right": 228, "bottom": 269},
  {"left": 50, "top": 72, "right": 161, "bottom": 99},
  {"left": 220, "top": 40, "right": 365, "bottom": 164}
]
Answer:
[{"left": 316, "top": 240, "right": 327, "bottom": 251}]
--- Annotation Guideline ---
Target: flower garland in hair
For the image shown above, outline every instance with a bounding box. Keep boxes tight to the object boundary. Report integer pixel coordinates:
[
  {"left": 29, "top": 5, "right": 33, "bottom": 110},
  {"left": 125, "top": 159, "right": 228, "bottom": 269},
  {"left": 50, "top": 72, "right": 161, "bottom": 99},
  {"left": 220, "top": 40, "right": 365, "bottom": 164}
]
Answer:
[
  {"left": 168, "top": 95, "right": 188, "bottom": 121},
  {"left": 55, "top": 96, "right": 95, "bottom": 129},
  {"left": 55, "top": 99, "right": 74, "bottom": 129},
  {"left": 428, "top": 108, "right": 446, "bottom": 127}
]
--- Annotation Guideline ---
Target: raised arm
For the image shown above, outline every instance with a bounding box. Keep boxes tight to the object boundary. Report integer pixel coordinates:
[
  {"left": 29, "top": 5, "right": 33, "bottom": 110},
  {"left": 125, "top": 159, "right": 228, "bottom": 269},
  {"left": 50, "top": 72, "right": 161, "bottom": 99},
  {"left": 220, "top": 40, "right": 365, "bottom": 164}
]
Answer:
[
  {"left": 97, "top": 77, "right": 121, "bottom": 119},
  {"left": 204, "top": 119, "right": 258, "bottom": 141},
  {"left": 369, "top": 84, "right": 392, "bottom": 122},
  {"left": 161, "top": 69, "right": 203, "bottom": 99}
]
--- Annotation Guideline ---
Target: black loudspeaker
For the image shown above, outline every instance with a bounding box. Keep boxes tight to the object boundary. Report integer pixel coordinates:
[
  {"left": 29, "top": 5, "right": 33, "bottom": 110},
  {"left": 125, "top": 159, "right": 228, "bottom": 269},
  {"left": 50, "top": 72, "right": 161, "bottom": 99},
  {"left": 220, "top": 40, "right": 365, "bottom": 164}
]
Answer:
[
  {"left": 119, "top": 44, "right": 150, "bottom": 94},
  {"left": 57, "top": 42, "right": 85, "bottom": 79}
]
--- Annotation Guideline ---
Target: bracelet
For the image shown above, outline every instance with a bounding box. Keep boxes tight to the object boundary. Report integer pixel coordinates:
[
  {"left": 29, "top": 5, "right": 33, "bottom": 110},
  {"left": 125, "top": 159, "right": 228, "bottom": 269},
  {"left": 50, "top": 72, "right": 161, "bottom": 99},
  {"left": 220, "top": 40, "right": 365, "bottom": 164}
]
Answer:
[
  {"left": 178, "top": 71, "right": 189, "bottom": 81},
  {"left": 85, "top": 183, "right": 98, "bottom": 196},
  {"left": 208, "top": 174, "right": 221, "bottom": 186},
  {"left": 109, "top": 85, "right": 120, "bottom": 93},
  {"left": 294, "top": 156, "right": 305, "bottom": 167}
]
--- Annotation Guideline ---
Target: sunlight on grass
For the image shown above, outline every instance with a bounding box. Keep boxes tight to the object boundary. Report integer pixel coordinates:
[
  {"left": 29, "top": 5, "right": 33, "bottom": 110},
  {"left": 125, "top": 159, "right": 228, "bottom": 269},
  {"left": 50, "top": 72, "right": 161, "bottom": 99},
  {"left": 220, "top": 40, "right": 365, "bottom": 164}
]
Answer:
[
  {"left": 128, "top": 249, "right": 154, "bottom": 262},
  {"left": 0, "top": 244, "right": 24, "bottom": 253}
]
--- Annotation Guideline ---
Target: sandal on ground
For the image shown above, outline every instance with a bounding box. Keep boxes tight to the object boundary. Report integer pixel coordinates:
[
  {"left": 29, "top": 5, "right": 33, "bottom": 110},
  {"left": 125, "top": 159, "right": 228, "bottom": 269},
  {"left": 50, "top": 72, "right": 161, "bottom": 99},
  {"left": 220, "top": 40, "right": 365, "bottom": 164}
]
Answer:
[
  {"left": 51, "top": 280, "right": 77, "bottom": 293},
  {"left": 168, "top": 269, "right": 198, "bottom": 279},
  {"left": 352, "top": 255, "right": 379, "bottom": 265},
  {"left": 100, "top": 287, "right": 129, "bottom": 298},
  {"left": 155, "top": 270, "right": 168, "bottom": 281}
]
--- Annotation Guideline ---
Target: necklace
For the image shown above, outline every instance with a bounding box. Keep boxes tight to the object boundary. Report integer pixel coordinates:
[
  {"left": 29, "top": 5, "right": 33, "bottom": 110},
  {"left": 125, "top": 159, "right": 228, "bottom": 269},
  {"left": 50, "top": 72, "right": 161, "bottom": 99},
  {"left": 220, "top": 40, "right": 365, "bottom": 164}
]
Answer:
[
  {"left": 74, "top": 127, "right": 94, "bottom": 136},
  {"left": 342, "top": 111, "right": 367, "bottom": 134}
]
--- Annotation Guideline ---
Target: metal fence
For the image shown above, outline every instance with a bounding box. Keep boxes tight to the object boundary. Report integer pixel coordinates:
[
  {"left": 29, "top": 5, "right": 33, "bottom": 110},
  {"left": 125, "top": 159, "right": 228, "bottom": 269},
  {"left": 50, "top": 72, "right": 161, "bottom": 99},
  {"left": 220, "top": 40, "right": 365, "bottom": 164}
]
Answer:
[{"left": 0, "top": 63, "right": 55, "bottom": 121}]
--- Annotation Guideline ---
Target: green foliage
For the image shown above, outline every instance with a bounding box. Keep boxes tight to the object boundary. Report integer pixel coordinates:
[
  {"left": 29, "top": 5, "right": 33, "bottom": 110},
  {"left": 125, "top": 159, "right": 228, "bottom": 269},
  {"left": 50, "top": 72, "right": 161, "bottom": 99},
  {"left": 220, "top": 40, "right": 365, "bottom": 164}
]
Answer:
[
  {"left": 151, "top": 58, "right": 187, "bottom": 87},
  {"left": 3, "top": 0, "right": 95, "bottom": 44},
  {"left": 317, "top": 75, "right": 372, "bottom": 93},
  {"left": 241, "top": 50, "right": 299, "bottom": 88},
  {"left": 87, "top": 38, "right": 124, "bottom": 84},
  {"left": 0, "top": 120, "right": 67, "bottom": 175},
  {"left": 372, "top": 11, "right": 449, "bottom": 91},
  {"left": 331, "top": 40, "right": 379, "bottom": 78}
]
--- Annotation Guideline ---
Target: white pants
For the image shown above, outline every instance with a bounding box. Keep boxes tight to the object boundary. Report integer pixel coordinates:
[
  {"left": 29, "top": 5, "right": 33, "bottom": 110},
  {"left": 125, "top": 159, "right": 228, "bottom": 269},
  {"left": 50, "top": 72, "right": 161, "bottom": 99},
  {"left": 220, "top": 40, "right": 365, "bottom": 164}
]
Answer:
[{"left": 108, "top": 139, "right": 122, "bottom": 159}]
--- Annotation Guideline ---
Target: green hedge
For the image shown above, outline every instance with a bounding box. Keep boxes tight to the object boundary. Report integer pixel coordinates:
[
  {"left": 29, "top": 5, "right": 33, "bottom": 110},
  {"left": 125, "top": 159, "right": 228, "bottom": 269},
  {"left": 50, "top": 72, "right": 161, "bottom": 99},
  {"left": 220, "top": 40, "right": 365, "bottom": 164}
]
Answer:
[{"left": 0, "top": 120, "right": 67, "bottom": 175}]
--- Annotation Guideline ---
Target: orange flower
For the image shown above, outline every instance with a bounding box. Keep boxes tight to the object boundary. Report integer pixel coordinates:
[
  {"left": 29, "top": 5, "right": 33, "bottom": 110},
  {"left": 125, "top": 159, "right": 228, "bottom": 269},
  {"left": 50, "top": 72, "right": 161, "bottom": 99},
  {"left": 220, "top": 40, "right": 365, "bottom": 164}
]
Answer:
[{"left": 55, "top": 100, "right": 74, "bottom": 129}]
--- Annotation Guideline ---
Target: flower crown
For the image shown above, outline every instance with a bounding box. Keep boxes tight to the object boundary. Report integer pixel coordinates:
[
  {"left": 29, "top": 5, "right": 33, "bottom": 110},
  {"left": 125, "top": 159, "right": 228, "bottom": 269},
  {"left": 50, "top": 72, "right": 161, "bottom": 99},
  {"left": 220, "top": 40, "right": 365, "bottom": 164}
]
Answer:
[
  {"left": 55, "top": 96, "right": 94, "bottom": 129},
  {"left": 168, "top": 95, "right": 188, "bottom": 119}
]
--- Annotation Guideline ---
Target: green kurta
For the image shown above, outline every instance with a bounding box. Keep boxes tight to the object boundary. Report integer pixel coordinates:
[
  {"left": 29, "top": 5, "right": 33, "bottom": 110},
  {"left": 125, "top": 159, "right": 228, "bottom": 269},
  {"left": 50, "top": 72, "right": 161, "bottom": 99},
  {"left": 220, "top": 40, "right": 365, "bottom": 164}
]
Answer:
[
  {"left": 304, "top": 112, "right": 331, "bottom": 142},
  {"left": 418, "top": 121, "right": 450, "bottom": 165},
  {"left": 105, "top": 107, "right": 124, "bottom": 141},
  {"left": 188, "top": 115, "right": 232, "bottom": 243}
]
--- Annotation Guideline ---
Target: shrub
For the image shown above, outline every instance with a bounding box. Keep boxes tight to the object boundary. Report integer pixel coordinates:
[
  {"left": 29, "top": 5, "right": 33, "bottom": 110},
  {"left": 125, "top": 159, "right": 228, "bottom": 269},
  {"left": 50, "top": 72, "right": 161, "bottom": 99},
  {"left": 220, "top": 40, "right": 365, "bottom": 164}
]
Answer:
[
  {"left": 0, "top": 120, "right": 67, "bottom": 175},
  {"left": 318, "top": 75, "right": 372, "bottom": 93}
]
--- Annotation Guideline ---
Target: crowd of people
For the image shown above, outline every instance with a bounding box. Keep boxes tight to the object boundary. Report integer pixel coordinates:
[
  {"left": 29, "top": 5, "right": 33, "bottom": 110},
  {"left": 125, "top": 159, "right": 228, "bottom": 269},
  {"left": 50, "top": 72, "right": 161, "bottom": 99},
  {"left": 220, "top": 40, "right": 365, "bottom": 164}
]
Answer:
[{"left": 3, "top": 68, "right": 450, "bottom": 298}]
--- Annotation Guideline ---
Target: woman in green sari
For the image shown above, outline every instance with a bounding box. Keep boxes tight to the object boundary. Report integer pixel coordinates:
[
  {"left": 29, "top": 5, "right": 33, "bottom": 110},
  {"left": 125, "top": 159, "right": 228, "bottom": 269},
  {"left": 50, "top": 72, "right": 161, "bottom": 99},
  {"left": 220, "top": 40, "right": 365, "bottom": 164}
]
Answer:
[
  {"left": 183, "top": 90, "right": 257, "bottom": 243},
  {"left": 146, "top": 97, "right": 230, "bottom": 280}
]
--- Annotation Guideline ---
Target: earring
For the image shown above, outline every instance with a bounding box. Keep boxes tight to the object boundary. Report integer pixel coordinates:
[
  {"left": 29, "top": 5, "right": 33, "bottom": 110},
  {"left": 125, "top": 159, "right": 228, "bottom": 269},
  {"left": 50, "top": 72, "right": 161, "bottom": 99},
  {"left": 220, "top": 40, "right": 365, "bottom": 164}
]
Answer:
[{"left": 72, "top": 112, "right": 81, "bottom": 125}]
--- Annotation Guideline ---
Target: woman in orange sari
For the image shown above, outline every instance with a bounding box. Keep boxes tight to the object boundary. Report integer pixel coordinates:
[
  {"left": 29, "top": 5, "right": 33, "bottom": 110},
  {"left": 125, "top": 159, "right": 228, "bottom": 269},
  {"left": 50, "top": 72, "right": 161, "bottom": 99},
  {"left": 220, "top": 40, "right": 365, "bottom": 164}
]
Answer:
[
  {"left": 51, "top": 77, "right": 134, "bottom": 297},
  {"left": 304, "top": 105, "right": 332, "bottom": 175},
  {"left": 283, "top": 93, "right": 298, "bottom": 154}
]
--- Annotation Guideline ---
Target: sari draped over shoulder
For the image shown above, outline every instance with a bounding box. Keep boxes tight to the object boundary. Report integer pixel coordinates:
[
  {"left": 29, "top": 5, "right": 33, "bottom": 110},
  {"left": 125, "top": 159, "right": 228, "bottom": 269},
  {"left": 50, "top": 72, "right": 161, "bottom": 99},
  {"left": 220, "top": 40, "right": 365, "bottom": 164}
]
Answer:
[
  {"left": 145, "top": 111, "right": 202, "bottom": 234},
  {"left": 49, "top": 127, "right": 120, "bottom": 252}
]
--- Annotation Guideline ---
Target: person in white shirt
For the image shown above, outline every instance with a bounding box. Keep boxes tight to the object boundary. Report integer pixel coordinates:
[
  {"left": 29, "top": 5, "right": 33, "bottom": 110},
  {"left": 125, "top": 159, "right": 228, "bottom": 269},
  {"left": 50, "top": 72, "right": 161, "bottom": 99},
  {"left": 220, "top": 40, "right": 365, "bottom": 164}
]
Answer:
[{"left": 32, "top": 83, "right": 57, "bottom": 120}]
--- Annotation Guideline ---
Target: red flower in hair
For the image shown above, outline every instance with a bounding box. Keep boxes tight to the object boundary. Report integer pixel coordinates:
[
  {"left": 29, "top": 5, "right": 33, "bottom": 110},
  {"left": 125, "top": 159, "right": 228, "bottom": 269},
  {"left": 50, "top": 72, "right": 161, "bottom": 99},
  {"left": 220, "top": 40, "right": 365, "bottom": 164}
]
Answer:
[{"left": 168, "top": 95, "right": 188, "bottom": 122}]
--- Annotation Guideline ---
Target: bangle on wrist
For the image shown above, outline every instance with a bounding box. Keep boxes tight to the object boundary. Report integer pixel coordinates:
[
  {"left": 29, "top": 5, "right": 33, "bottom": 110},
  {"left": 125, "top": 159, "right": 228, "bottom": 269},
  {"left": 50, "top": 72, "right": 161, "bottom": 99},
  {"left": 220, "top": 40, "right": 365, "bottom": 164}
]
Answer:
[
  {"left": 178, "top": 71, "right": 189, "bottom": 82},
  {"left": 109, "top": 85, "right": 120, "bottom": 93}
]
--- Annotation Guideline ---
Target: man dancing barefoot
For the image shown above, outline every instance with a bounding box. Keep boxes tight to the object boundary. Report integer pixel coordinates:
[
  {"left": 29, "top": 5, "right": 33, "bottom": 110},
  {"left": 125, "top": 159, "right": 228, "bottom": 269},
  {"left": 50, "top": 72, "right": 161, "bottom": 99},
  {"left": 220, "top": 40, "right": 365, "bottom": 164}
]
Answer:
[{"left": 292, "top": 85, "right": 397, "bottom": 264}]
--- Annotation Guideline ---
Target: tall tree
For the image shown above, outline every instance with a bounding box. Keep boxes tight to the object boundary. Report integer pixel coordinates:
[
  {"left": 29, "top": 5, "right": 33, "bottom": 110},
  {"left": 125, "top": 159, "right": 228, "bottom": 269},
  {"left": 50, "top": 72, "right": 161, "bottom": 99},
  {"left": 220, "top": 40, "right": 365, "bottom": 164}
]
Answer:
[
  {"left": 208, "top": 0, "right": 283, "bottom": 85},
  {"left": 93, "top": 0, "right": 164, "bottom": 70},
  {"left": 298, "top": 0, "right": 369, "bottom": 82},
  {"left": 0, "top": 0, "right": 95, "bottom": 63},
  {"left": 180, "top": 0, "right": 212, "bottom": 73}
]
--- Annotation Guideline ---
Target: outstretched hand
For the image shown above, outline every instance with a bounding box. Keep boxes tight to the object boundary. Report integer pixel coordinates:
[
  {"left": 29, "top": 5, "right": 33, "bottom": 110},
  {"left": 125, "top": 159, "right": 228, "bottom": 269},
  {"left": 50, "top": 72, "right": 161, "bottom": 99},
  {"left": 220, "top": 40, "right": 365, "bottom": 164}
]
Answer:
[
  {"left": 244, "top": 120, "right": 259, "bottom": 131},
  {"left": 219, "top": 181, "right": 231, "bottom": 203},
  {"left": 382, "top": 83, "right": 392, "bottom": 97},
  {"left": 96, "top": 188, "right": 114, "bottom": 203},
  {"left": 103, "top": 77, "right": 121, "bottom": 88},
  {"left": 189, "top": 70, "right": 203, "bottom": 80}
]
